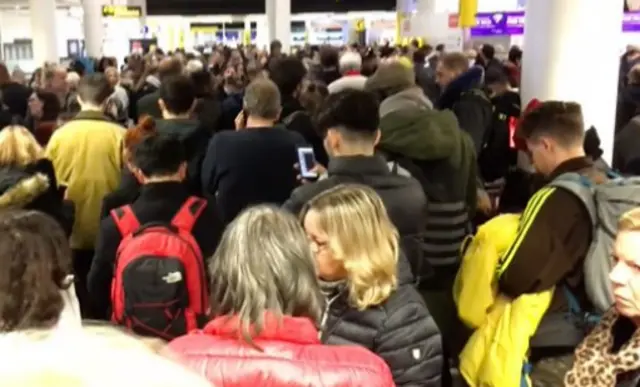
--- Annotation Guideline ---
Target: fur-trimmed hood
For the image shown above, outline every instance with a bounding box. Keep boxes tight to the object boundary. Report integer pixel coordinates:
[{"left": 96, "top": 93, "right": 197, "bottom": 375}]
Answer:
[{"left": 0, "top": 168, "right": 50, "bottom": 209}]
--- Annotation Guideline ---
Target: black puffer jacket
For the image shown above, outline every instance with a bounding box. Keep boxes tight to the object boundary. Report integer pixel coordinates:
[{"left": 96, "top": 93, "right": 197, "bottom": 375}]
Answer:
[{"left": 320, "top": 257, "right": 444, "bottom": 387}]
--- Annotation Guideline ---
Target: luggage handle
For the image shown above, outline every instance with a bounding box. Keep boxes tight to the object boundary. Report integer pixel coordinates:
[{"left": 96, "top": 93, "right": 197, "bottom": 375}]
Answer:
[{"left": 133, "top": 222, "right": 178, "bottom": 237}]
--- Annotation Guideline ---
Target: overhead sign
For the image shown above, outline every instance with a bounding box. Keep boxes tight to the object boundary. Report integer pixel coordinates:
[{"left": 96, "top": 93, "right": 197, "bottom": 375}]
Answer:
[
  {"left": 101, "top": 5, "right": 142, "bottom": 18},
  {"left": 190, "top": 23, "right": 222, "bottom": 33},
  {"left": 469, "top": 11, "right": 524, "bottom": 36},
  {"left": 459, "top": 11, "right": 640, "bottom": 36}
]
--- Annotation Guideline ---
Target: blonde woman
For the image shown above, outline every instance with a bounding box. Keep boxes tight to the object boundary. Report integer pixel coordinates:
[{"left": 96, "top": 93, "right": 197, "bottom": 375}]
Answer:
[
  {"left": 167, "top": 205, "right": 395, "bottom": 387},
  {"left": 302, "top": 184, "right": 444, "bottom": 386},
  {"left": 0, "top": 125, "right": 72, "bottom": 234}
]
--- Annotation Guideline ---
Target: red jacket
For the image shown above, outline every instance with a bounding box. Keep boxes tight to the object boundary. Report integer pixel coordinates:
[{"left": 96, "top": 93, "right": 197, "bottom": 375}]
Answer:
[{"left": 167, "top": 313, "right": 395, "bottom": 387}]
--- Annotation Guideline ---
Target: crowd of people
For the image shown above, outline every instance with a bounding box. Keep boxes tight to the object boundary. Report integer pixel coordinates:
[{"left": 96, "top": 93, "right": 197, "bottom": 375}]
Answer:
[{"left": 0, "top": 38, "right": 640, "bottom": 386}]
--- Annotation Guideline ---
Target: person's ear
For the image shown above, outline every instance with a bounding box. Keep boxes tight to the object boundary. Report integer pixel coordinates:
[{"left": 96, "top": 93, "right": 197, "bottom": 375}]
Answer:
[
  {"left": 373, "top": 129, "right": 381, "bottom": 147},
  {"left": 158, "top": 98, "right": 166, "bottom": 112},
  {"left": 326, "top": 128, "right": 341, "bottom": 151},
  {"left": 540, "top": 137, "right": 553, "bottom": 152}
]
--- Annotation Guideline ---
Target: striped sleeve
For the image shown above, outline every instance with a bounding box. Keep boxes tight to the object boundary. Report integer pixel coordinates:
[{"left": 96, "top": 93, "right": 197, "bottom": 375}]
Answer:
[{"left": 496, "top": 186, "right": 556, "bottom": 277}]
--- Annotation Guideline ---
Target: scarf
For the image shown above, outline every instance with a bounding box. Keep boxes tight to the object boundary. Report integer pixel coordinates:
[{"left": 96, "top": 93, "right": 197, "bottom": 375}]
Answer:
[{"left": 565, "top": 309, "right": 640, "bottom": 387}]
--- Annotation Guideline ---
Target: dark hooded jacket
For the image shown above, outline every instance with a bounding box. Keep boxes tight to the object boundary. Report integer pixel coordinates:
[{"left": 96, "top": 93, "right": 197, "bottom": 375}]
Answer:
[
  {"left": 279, "top": 94, "right": 328, "bottom": 167},
  {"left": 616, "top": 83, "right": 640, "bottom": 133},
  {"left": 378, "top": 86, "right": 477, "bottom": 283},
  {"left": 0, "top": 159, "right": 73, "bottom": 234},
  {"left": 436, "top": 66, "right": 493, "bottom": 155},
  {"left": 320, "top": 254, "right": 444, "bottom": 387}
]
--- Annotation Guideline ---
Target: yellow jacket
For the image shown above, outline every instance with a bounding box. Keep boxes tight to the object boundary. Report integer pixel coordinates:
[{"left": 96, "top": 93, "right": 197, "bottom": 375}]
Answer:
[
  {"left": 454, "top": 214, "right": 553, "bottom": 387},
  {"left": 45, "top": 112, "right": 124, "bottom": 250}
]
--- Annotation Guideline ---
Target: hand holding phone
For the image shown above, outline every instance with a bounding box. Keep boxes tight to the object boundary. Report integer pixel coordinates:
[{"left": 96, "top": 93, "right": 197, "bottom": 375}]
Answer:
[{"left": 297, "top": 147, "right": 318, "bottom": 179}]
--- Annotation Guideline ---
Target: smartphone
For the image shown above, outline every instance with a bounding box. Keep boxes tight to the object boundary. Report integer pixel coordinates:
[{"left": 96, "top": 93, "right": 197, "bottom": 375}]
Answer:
[{"left": 297, "top": 147, "right": 317, "bottom": 179}]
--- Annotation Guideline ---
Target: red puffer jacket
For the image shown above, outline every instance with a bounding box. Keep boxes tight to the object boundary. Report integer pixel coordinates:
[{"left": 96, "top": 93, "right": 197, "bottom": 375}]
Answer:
[{"left": 167, "top": 313, "right": 395, "bottom": 387}]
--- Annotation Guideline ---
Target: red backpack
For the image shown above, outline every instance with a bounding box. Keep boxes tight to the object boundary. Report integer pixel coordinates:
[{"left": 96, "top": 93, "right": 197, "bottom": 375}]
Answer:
[{"left": 110, "top": 197, "right": 209, "bottom": 340}]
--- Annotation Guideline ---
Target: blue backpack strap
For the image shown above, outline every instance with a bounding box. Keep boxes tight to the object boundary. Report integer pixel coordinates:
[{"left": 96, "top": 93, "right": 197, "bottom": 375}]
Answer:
[
  {"left": 562, "top": 285, "right": 582, "bottom": 316},
  {"left": 562, "top": 285, "right": 602, "bottom": 326}
]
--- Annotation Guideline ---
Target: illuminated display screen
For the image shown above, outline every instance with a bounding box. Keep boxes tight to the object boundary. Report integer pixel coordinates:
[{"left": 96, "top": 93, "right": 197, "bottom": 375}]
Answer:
[{"left": 102, "top": 5, "right": 142, "bottom": 18}]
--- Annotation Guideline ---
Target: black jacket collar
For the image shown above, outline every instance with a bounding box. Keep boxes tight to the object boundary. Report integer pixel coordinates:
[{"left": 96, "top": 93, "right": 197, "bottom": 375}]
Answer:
[
  {"left": 436, "top": 66, "right": 485, "bottom": 110},
  {"left": 137, "top": 181, "right": 187, "bottom": 202},
  {"left": 327, "top": 155, "right": 390, "bottom": 177}
]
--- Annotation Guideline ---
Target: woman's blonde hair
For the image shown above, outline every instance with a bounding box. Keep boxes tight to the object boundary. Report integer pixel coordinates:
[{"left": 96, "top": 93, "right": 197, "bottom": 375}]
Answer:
[
  {"left": 0, "top": 126, "right": 43, "bottom": 167},
  {"left": 619, "top": 207, "right": 640, "bottom": 232},
  {"left": 301, "top": 184, "right": 399, "bottom": 310},
  {"left": 209, "top": 205, "right": 324, "bottom": 348}
]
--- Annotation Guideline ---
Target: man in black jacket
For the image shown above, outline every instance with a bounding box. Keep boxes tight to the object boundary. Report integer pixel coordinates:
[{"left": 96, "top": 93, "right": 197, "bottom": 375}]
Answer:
[
  {"left": 435, "top": 52, "right": 493, "bottom": 154},
  {"left": 136, "top": 57, "right": 183, "bottom": 121},
  {"left": 283, "top": 90, "right": 427, "bottom": 283},
  {"left": 156, "top": 74, "right": 210, "bottom": 195},
  {"left": 88, "top": 133, "right": 222, "bottom": 320},
  {"left": 202, "top": 78, "right": 305, "bottom": 224}
]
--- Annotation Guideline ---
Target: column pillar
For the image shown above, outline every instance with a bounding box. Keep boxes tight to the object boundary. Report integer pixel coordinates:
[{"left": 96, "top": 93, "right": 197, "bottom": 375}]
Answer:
[
  {"left": 82, "top": 0, "right": 105, "bottom": 57},
  {"left": 410, "top": 0, "right": 436, "bottom": 38},
  {"left": 521, "top": 0, "right": 624, "bottom": 164},
  {"left": 30, "top": 0, "right": 59, "bottom": 64},
  {"left": 266, "top": 0, "right": 291, "bottom": 53}
]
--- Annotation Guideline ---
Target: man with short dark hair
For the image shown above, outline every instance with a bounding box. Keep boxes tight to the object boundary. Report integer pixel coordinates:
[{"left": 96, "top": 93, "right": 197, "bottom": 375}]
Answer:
[
  {"left": 153, "top": 74, "right": 210, "bottom": 195},
  {"left": 88, "top": 133, "right": 222, "bottom": 319},
  {"left": 497, "top": 101, "right": 595, "bottom": 384},
  {"left": 45, "top": 73, "right": 125, "bottom": 317},
  {"left": 435, "top": 52, "right": 493, "bottom": 154},
  {"left": 479, "top": 44, "right": 505, "bottom": 76},
  {"left": 136, "top": 57, "right": 183, "bottom": 120},
  {"left": 201, "top": 78, "right": 305, "bottom": 224}
]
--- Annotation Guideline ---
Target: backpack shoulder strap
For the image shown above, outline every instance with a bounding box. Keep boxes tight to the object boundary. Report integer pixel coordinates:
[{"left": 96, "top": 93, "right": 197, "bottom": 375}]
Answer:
[
  {"left": 171, "top": 196, "right": 207, "bottom": 233},
  {"left": 110, "top": 206, "right": 140, "bottom": 237},
  {"left": 548, "top": 172, "right": 597, "bottom": 224}
]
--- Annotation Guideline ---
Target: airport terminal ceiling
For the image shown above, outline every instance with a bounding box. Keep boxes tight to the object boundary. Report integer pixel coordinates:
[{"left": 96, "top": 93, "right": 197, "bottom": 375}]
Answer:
[{"left": 146, "top": 0, "right": 397, "bottom": 15}]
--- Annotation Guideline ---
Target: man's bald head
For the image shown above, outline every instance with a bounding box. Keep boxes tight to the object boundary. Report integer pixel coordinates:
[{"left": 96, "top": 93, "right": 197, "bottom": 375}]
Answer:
[{"left": 158, "top": 57, "right": 183, "bottom": 81}]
